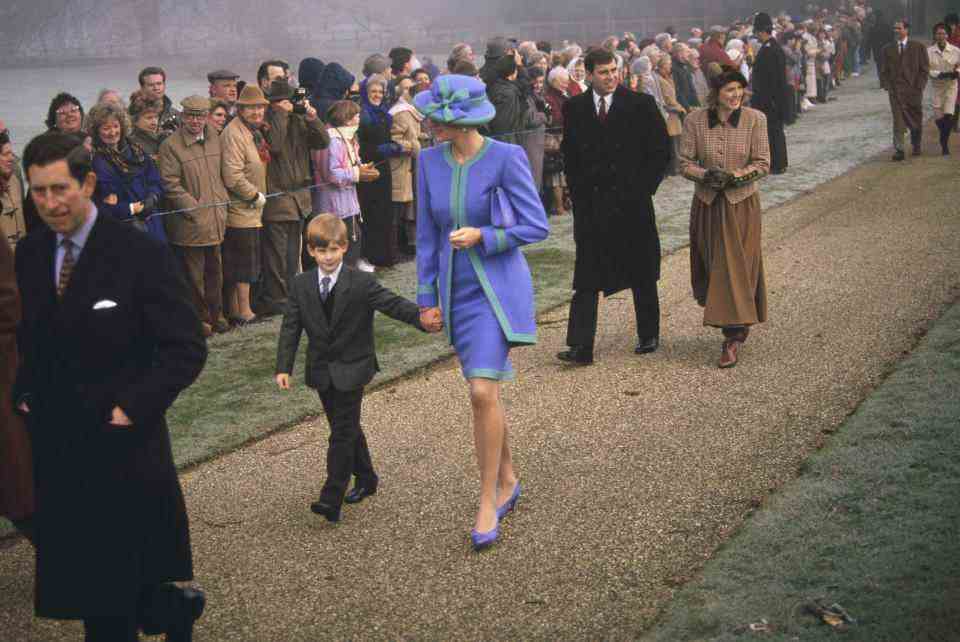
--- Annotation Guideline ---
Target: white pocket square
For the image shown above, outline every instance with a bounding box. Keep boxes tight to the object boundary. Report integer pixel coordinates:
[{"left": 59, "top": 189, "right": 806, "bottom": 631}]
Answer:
[{"left": 92, "top": 299, "right": 118, "bottom": 310}]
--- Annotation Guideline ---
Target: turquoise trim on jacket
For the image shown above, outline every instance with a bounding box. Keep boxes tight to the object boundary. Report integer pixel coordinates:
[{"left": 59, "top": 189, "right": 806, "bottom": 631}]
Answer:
[{"left": 442, "top": 139, "right": 536, "bottom": 346}]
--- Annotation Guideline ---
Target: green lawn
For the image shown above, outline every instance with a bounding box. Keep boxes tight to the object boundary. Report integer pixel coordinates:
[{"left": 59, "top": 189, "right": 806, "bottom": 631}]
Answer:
[
  {"left": 642, "top": 301, "right": 960, "bottom": 641},
  {"left": 166, "top": 236, "right": 578, "bottom": 469}
]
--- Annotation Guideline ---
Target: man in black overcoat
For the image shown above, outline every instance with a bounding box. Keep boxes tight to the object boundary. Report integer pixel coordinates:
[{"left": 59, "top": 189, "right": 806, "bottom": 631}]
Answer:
[
  {"left": 558, "top": 48, "right": 670, "bottom": 365},
  {"left": 14, "top": 132, "right": 207, "bottom": 641},
  {"left": 751, "top": 13, "right": 790, "bottom": 174}
]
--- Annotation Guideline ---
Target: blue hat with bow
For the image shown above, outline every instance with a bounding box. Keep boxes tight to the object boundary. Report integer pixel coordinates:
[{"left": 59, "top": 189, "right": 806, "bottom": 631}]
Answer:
[{"left": 413, "top": 74, "right": 496, "bottom": 126}]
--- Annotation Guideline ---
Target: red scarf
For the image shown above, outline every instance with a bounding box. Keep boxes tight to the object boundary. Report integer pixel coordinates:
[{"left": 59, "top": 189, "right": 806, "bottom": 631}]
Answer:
[{"left": 245, "top": 120, "right": 272, "bottom": 165}]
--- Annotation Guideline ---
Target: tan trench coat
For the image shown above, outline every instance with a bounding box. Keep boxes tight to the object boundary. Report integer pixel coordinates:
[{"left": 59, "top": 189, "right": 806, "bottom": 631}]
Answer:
[
  {"left": 221, "top": 117, "right": 266, "bottom": 229},
  {"left": 388, "top": 107, "right": 422, "bottom": 203},
  {"left": 658, "top": 74, "right": 685, "bottom": 136},
  {"left": 880, "top": 40, "right": 930, "bottom": 131},
  {"left": 158, "top": 124, "right": 228, "bottom": 246},
  {"left": 1, "top": 165, "right": 26, "bottom": 251},
  {"left": 927, "top": 43, "right": 960, "bottom": 115}
]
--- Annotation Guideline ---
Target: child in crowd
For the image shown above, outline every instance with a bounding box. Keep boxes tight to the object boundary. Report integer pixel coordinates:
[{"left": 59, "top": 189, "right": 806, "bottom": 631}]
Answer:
[
  {"left": 311, "top": 100, "right": 380, "bottom": 270},
  {"left": 274, "top": 214, "right": 440, "bottom": 523}
]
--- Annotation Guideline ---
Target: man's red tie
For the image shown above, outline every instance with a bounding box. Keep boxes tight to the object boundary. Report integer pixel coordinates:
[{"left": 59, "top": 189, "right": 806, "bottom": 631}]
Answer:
[{"left": 598, "top": 97, "right": 607, "bottom": 123}]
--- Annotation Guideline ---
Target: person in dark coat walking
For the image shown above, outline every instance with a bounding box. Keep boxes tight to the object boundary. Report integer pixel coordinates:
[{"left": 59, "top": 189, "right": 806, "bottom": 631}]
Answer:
[
  {"left": 558, "top": 48, "right": 670, "bottom": 365},
  {"left": 750, "top": 13, "right": 789, "bottom": 174},
  {"left": 14, "top": 132, "right": 207, "bottom": 641}
]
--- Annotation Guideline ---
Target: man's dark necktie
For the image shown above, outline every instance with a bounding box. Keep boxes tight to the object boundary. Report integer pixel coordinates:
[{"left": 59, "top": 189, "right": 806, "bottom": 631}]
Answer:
[
  {"left": 320, "top": 276, "right": 331, "bottom": 302},
  {"left": 57, "top": 239, "right": 75, "bottom": 299},
  {"left": 598, "top": 97, "right": 608, "bottom": 123}
]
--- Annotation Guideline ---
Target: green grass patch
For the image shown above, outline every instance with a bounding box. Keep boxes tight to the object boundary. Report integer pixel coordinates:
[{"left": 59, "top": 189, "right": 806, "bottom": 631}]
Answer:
[{"left": 642, "top": 302, "right": 960, "bottom": 641}]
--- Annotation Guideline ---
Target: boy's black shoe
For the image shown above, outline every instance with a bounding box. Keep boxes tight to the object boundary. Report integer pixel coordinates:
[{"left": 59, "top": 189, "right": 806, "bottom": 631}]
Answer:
[
  {"left": 344, "top": 483, "right": 378, "bottom": 504},
  {"left": 310, "top": 500, "right": 341, "bottom": 522}
]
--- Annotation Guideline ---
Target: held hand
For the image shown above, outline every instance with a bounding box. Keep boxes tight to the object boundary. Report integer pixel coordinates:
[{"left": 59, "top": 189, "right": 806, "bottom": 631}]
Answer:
[
  {"left": 17, "top": 401, "right": 29, "bottom": 415},
  {"left": 108, "top": 406, "right": 133, "bottom": 427},
  {"left": 275, "top": 373, "right": 291, "bottom": 390},
  {"left": 449, "top": 227, "right": 482, "bottom": 249},
  {"left": 419, "top": 307, "right": 443, "bottom": 333},
  {"left": 131, "top": 201, "right": 145, "bottom": 215},
  {"left": 304, "top": 101, "right": 319, "bottom": 121},
  {"left": 104, "top": 194, "right": 119, "bottom": 206}
]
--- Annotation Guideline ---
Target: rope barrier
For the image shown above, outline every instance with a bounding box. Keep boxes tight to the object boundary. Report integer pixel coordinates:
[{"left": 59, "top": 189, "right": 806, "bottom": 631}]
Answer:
[{"left": 126, "top": 124, "right": 565, "bottom": 223}]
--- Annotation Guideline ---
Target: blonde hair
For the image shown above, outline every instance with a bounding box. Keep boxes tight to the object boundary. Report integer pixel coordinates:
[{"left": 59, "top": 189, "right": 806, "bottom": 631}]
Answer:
[
  {"left": 86, "top": 102, "right": 131, "bottom": 143},
  {"left": 306, "top": 213, "right": 349, "bottom": 248}
]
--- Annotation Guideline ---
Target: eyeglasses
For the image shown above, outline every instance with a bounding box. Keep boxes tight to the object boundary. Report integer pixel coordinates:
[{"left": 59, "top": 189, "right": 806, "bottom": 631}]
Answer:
[{"left": 56, "top": 106, "right": 81, "bottom": 116}]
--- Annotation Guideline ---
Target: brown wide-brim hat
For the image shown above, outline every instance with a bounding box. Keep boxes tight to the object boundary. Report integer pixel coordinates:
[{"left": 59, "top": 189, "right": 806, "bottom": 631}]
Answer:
[{"left": 236, "top": 85, "right": 269, "bottom": 107}]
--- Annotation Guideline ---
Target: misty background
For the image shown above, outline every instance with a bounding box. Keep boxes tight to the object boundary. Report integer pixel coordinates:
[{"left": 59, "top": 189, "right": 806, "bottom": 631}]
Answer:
[{"left": 1, "top": 0, "right": 937, "bottom": 67}]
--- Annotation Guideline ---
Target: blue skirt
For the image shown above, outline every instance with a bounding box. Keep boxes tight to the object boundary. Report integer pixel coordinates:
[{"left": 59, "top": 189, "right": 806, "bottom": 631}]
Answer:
[{"left": 449, "top": 249, "right": 514, "bottom": 381}]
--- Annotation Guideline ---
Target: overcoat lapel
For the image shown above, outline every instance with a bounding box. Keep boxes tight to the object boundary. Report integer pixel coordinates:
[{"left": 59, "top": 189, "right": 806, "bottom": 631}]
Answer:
[
  {"left": 330, "top": 267, "right": 352, "bottom": 328},
  {"left": 37, "top": 228, "right": 57, "bottom": 307}
]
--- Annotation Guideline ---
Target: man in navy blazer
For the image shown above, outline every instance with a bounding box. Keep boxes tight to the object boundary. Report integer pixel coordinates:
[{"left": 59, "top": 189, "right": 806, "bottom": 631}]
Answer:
[{"left": 14, "top": 131, "right": 207, "bottom": 641}]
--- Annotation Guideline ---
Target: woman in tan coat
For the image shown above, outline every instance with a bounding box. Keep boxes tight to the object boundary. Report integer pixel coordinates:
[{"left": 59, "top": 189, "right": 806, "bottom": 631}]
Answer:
[
  {"left": 657, "top": 55, "right": 686, "bottom": 176},
  {"left": 388, "top": 77, "right": 423, "bottom": 254},
  {"left": 221, "top": 85, "right": 269, "bottom": 325},
  {"left": 679, "top": 70, "right": 770, "bottom": 368}
]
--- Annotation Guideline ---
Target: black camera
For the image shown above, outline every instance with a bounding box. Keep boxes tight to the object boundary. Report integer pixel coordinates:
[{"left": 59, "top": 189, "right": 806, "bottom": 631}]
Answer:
[{"left": 291, "top": 87, "right": 309, "bottom": 115}]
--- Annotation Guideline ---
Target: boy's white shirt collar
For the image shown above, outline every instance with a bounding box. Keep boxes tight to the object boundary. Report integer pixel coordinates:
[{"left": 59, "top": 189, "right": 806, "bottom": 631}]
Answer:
[{"left": 318, "top": 261, "right": 344, "bottom": 291}]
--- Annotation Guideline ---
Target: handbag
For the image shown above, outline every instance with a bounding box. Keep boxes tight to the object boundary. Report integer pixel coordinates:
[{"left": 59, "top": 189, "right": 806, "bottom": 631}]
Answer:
[{"left": 490, "top": 186, "right": 516, "bottom": 228}]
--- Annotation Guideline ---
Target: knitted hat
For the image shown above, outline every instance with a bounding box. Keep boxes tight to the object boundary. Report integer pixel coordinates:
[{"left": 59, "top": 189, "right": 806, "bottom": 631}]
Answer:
[
  {"left": 710, "top": 69, "right": 748, "bottom": 91},
  {"left": 235, "top": 85, "right": 269, "bottom": 107},
  {"left": 413, "top": 74, "right": 495, "bottom": 126}
]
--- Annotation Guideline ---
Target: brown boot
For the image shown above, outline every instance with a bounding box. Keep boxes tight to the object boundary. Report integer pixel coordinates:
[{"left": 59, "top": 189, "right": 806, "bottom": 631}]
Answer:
[{"left": 719, "top": 340, "right": 739, "bottom": 369}]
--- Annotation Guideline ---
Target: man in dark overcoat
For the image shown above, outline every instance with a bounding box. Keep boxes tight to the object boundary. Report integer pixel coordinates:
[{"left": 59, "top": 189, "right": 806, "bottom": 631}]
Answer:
[
  {"left": 14, "top": 132, "right": 207, "bottom": 641},
  {"left": 880, "top": 20, "right": 930, "bottom": 160},
  {"left": 751, "top": 13, "right": 790, "bottom": 175},
  {"left": 558, "top": 48, "right": 670, "bottom": 365}
]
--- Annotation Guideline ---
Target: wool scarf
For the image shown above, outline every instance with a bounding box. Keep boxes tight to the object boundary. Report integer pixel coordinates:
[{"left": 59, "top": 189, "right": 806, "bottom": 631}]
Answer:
[
  {"left": 245, "top": 120, "right": 272, "bottom": 165},
  {"left": 94, "top": 138, "right": 146, "bottom": 176}
]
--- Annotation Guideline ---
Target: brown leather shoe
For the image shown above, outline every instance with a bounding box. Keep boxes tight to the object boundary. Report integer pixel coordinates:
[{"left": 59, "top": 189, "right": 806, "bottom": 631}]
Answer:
[{"left": 718, "top": 340, "right": 739, "bottom": 369}]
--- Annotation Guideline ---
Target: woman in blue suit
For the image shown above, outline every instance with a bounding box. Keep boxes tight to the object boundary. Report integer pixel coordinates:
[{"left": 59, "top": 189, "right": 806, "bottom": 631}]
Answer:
[{"left": 414, "top": 75, "right": 549, "bottom": 550}]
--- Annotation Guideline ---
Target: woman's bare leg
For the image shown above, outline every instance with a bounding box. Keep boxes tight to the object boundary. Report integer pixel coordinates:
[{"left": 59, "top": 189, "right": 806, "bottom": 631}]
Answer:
[{"left": 469, "top": 378, "right": 506, "bottom": 533}]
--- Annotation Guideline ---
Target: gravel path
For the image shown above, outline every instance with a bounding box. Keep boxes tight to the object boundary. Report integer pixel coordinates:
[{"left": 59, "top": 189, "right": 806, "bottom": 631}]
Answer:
[{"left": 2, "top": 76, "right": 959, "bottom": 640}]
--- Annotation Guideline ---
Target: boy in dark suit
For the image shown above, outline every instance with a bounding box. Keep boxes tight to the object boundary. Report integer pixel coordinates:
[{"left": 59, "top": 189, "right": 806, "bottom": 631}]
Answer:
[{"left": 275, "top": 214, "right": 441, "bottom": 522}]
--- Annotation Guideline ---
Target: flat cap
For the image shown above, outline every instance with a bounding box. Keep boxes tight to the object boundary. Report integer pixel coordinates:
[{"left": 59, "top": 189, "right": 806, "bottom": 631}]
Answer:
[
  {"left": 207, "top": 69, "right": 240, "bottom": 83},
  {"left": 180, "top": 95, "right": 212, "bottom": 113}
]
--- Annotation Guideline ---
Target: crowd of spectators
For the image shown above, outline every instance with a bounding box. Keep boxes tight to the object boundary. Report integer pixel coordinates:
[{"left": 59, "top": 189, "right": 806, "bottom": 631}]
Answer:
[{"left": 0, "top": 0, "right": 915, "bottom": 338}]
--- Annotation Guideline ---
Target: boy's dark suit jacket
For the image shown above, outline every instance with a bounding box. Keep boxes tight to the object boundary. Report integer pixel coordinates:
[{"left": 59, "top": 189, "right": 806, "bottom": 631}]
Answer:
[
  {"left": 14, "top": 213, "right": 207, "bottom": 619},
  {"left": 276, "top": 265, "right": 423, "bottom": 391}
]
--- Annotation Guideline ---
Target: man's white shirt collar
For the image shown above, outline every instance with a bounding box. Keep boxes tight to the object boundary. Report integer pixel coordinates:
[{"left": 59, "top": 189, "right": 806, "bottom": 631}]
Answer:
[{"left": 593, "top": 90, "right": 613, "bottom": 114}]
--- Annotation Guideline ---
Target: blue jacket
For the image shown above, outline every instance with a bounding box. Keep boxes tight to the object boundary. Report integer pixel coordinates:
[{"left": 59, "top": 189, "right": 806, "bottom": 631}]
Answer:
[
  {"left": 416, "top": 138, "right": 549, "bottom": 345},
  {"left": 93, "top": 145, "right": 167, "bottom": 242}
]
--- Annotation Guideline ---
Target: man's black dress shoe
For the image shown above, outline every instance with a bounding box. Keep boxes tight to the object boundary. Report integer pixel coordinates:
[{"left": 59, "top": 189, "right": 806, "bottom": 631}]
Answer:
[
  {"left": 557, "top": 346, "right": 594, "bottom": 365},
  {"left": 344, "top": 483, "right": 378, "bottom": 504},
  {"left": 166, "top": 587, "right": 206, "bottom": 642},
  {"left": 140, "top": 584, "right": 205, "bottom": 642},
  {"left": 892, "top": 150, "right": 905, "bottom": 161},
  {"left": 310, "top": 500, "right": 341, "bottom": 522},
  {"left": 635, "top": 337, "right": 659, "bottom": 354}
]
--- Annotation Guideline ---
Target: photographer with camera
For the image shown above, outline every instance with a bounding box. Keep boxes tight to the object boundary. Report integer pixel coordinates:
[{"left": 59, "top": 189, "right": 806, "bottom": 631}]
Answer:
[{"left": 257, "top": 78, "right": 331, "bottom": 317}]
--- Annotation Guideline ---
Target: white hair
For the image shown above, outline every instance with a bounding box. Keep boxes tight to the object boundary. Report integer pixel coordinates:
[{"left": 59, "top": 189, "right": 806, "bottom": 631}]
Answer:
[{"left": 547, "top": 66, "right": 569, "bottom": 86}]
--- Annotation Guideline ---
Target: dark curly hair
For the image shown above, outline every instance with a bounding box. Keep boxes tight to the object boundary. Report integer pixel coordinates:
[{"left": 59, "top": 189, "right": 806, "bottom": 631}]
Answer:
[{"left": 45, "top": 92, "right": 84, "bottom": 131}]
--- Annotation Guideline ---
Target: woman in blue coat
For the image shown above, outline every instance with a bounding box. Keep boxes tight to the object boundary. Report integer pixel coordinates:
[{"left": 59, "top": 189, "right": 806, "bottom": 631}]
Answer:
[
  {"left": 414, "top": 75, "right": 549, "bottom": 550},
  {"left": 87, "top": 102, "right": 167, "bottom": 242}
]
